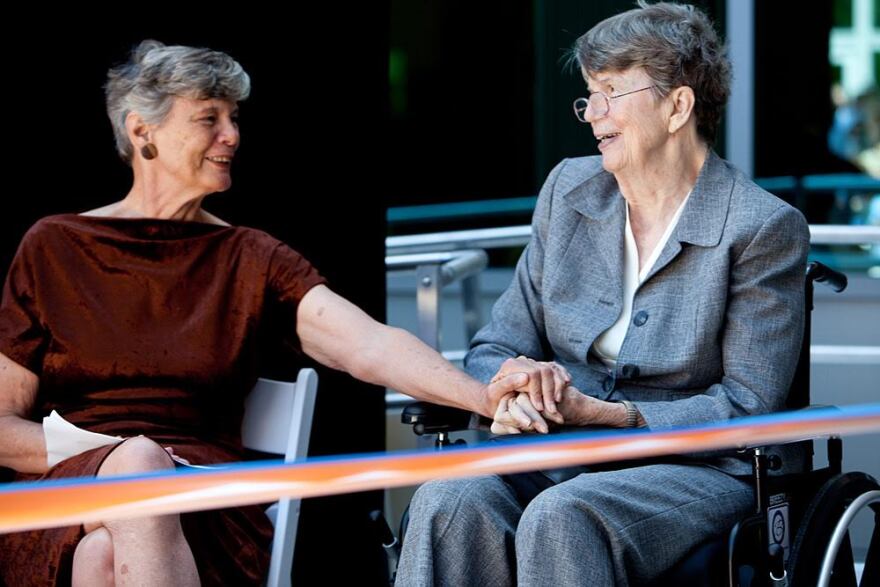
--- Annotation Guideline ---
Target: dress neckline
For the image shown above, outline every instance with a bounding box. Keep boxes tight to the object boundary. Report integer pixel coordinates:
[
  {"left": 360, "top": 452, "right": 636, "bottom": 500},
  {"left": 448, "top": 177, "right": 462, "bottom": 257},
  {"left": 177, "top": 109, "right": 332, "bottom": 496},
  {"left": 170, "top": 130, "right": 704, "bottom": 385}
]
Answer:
[
  {"left": 70, "top": 212, "right": 230, "bottom": 227},
  {"left": 51, "top": 213, "right": 235, "bottom": 241}
]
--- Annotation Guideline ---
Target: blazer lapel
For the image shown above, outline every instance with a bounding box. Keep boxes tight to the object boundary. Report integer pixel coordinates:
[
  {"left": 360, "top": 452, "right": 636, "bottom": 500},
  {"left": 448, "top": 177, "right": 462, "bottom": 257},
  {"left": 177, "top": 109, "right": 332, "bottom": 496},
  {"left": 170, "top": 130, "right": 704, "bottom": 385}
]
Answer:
[
  {"left": 642, "top": 150, "right": 734, "bottom": 283},
  {"left": 561, "top": 171, "right": 627, "bottom": 343},
  {"left": 562, "top": 171, "right": 625, "bottom": 278}
]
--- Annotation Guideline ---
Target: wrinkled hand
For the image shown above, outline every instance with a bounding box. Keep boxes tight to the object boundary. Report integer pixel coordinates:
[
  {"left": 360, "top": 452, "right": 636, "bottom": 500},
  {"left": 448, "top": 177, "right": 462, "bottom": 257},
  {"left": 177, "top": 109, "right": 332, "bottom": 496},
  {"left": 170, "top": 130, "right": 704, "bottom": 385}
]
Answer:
[
  {"left": 491, "top": 356, "right": 572, "bottom": 415},
  {"left": 491, "top": 385, "right": 617, "bottom": 434},
  {"left": 552, "top": 385, "right": 619, "bottom": 428},
  {"left": 491, "top": 393, "right": 563, "bottom": 435},
  {"left": 484, "top": 371, "right": 530, "bottom": 416}
]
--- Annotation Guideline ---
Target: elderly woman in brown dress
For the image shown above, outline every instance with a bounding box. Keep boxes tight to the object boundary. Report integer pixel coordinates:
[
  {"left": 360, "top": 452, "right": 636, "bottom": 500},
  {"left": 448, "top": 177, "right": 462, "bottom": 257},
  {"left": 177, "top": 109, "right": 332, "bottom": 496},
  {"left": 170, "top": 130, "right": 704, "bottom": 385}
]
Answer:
[{"left": 0, "top": 40, "right": 525, "bottom": 586}]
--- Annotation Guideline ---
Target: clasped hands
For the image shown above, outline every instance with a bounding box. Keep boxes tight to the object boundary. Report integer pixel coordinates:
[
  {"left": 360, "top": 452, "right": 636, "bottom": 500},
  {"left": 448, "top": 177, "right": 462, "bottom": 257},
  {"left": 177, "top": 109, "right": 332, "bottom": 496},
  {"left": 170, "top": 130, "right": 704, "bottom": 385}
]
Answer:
[{"left": 487, "top": 356, "right": 585, "bottom": 435}]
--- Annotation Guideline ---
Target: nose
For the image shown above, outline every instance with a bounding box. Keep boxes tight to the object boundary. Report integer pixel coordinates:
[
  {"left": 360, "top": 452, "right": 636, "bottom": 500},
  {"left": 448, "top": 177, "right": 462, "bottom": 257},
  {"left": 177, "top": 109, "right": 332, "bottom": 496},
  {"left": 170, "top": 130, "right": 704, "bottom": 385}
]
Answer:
[
  {"left": 584, "top": 103, "right": 604, "bottom": 124},
  {"left": 219, "top": 118, "right": 240, "bottom": 150}
]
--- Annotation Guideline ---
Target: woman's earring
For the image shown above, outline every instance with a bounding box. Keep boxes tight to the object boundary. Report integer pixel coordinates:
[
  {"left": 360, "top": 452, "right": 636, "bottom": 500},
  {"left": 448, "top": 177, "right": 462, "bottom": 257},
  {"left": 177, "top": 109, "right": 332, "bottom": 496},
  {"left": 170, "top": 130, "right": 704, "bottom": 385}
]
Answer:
[{"left": 140, "top": 143, "right": 159, "bottom": 160}]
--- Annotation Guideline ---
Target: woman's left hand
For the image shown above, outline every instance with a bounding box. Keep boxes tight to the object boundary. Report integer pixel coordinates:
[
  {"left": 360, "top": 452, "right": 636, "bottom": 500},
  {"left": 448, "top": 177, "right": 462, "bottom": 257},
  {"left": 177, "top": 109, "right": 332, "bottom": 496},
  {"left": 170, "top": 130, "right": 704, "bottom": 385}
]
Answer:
[
  {"left": 552, "top": 386, "right": 632, "bottom": 428},
  {"left": 492, "top": 387, "right": 638, "bottom": 432}
]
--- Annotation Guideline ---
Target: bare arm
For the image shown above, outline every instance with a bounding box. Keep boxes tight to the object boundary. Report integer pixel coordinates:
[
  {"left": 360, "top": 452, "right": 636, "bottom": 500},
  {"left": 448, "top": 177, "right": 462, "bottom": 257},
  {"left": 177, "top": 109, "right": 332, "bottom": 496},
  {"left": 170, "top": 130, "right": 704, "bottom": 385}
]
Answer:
[
  {"left": 296, "top": 285, "right": 527, "bottom": 419},
  {"left": 0, "top": 351, "right": 47, "bottom": 474}
]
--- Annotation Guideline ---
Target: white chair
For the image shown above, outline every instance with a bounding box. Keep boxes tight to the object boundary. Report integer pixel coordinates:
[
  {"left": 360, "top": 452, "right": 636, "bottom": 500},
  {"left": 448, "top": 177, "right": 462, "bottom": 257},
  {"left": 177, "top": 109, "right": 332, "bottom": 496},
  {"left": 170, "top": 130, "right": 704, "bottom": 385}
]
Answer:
[{"left": 241, "top": 368, "right": 318, "bottom": 587}]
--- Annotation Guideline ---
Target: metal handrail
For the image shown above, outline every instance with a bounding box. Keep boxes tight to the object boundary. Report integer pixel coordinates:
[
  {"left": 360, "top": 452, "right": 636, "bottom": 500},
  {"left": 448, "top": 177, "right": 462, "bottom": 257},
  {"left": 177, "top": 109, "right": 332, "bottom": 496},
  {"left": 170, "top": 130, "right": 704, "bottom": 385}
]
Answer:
[
  {"left": 387, "top": 224, "right": 880, "bottom": 254},
  {"left": 386, "top": 250, "right": 488, "bottom": 288},
  {"left": 387, "top": 226, "right": 531, "bottom": 254},
  {"left": 386, "top": 250, "right": 487, "bottom": 350},
  {"left": 802, "top": 174, "right": 880, "bottom": 191},
  {"left": 811, "top": 345, "right": 880, "bottom": 365},
  {"left": 808, "top": 225, "right": 880, "bottom": 245},
  {"left": 387, "top": 174, "right": 880, "bottom": 226}
]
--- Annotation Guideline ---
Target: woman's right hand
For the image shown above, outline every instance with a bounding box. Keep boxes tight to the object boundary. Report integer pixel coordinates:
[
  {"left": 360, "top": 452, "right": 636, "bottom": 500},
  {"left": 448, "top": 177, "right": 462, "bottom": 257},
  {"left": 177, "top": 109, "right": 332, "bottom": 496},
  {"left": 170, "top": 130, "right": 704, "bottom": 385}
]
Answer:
[{"left": 490, "top": 356, "right": 572, "bottom": 416}]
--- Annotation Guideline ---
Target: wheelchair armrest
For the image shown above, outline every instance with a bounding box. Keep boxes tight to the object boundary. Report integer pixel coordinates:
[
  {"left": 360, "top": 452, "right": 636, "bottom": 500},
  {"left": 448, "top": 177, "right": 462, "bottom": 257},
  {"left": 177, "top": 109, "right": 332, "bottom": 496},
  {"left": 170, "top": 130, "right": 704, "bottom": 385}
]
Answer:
[{"left": 401, "top": 402, "right": 473, "bottom": 436}]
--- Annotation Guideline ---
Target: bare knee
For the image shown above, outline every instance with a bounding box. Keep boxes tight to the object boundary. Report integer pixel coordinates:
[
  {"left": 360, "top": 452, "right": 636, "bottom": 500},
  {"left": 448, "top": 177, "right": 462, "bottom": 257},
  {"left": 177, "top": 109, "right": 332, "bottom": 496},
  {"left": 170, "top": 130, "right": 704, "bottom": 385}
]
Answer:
[
  {"left": 99, "top": 436, "right": 174, "bottom": 477},
  {"left": 93, "top": 437, "right": 180, "bottom": 536},
  {"left": 73, "top": 527, "right": 114, "bottom": 586}
]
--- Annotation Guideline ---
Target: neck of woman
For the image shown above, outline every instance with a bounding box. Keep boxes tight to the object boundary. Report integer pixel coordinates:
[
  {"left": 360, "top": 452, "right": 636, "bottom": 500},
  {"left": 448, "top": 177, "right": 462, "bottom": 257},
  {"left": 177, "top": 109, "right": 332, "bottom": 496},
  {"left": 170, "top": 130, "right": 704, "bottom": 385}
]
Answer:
[
  {"left": 616, "top": 138, "right": 708, "bottom": 229},
  {"left": 117, "top": 175, "right": 210, "bottom": 221}
]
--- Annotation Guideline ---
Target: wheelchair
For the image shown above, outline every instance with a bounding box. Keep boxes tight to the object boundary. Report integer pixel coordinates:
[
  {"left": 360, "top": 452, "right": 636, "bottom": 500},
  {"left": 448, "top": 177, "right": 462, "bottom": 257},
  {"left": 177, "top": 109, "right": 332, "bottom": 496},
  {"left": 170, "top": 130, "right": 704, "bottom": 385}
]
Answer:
[{"left": 379, "top": 261, "right": 879, "bottom": 586}]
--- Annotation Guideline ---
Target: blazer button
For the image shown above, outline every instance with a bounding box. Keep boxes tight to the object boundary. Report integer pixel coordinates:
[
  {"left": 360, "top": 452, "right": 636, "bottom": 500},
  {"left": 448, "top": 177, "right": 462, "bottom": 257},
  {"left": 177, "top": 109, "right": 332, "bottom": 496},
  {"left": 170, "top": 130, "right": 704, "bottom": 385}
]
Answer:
[
  {"left": 621, "top": 364, "right": 640, "bottom": 378},
  {"left": 602, "top": 375, "right": 615, "bottom": 393},
  {"left": 633, "top": 311, "right": 649, "bottom": 327}
]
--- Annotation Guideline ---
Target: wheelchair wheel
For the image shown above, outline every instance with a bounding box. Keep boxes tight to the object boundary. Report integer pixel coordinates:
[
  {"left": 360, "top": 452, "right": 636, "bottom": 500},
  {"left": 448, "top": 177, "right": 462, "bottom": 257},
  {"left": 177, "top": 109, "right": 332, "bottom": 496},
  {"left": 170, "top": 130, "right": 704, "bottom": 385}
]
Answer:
[{"left": 787, "top": 471, "right": 880, "bottom": 587}]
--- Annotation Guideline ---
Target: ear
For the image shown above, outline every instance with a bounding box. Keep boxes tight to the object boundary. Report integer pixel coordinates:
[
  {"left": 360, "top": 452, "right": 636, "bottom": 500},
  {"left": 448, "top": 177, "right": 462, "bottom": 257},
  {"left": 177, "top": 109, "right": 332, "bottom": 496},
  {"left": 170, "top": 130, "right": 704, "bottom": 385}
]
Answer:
[
  {"left": 125, "top": 111, "right": 152, "bottom": 146},
  {"left": 667, "top": 86, "right": 696, "bottom": 134}
]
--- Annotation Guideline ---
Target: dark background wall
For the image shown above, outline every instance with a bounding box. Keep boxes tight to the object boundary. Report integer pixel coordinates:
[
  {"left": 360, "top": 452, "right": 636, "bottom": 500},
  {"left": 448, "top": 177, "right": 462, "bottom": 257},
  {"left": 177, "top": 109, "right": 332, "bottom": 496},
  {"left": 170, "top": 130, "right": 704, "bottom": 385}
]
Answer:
[
  {"left": 389, "top": 0, "right": 847, "bottom": 228},
  {"left": 387, "top": 0, "right": 536, "bottom": 207},
  {"left": 754, "top": 0, "right": 851, "bottom": 179},
  {"left": 2, "top": 5, "right": 390, "bottom": 584},
  {"left": 387, "top": 0, "right": 725, "bottom": 237}
]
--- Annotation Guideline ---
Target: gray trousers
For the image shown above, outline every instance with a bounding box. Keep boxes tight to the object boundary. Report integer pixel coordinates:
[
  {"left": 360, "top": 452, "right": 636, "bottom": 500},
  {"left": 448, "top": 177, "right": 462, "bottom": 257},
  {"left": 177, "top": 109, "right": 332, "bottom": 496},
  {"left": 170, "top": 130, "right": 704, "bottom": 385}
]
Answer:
[{"left": 395, "top": 463, "right": 754, "bottom": 586}]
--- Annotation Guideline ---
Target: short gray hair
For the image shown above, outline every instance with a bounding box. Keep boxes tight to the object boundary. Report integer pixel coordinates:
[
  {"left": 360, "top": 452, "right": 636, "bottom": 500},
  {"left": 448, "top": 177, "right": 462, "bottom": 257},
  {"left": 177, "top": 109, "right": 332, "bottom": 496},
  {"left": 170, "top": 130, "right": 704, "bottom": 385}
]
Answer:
[
  {"left": 572, "top": 1, "right": 730, "bottom": 144},
  {"left": 105, "top": 40, "right": 251, "bottom": 162}
]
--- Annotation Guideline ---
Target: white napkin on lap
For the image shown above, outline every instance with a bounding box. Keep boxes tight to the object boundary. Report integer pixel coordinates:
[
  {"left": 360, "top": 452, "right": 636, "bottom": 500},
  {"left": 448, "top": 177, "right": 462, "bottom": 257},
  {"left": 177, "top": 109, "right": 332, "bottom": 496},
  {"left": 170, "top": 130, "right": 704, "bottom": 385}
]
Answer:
[{"left": 42, "top": 410, "right": 122, "bottom": 467}]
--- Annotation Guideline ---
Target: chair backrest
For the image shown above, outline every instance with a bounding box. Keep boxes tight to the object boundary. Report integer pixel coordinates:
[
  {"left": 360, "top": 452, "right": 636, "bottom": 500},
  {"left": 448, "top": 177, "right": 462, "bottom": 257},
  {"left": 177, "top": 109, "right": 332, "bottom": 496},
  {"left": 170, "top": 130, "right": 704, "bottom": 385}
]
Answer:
[
  {"left": 241, "top": 368, "right": 318, "bottom": 587},
  {"left": 242, "top": 369, "right": 318, "bottom": 461}
]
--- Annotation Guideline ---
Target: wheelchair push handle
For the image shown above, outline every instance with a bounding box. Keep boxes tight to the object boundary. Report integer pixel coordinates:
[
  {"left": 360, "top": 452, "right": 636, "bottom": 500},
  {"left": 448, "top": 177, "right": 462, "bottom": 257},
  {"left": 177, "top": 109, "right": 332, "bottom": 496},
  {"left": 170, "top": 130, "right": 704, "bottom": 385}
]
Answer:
[{"left": 807, "top": 261, "right": 847, "bottom": 293}]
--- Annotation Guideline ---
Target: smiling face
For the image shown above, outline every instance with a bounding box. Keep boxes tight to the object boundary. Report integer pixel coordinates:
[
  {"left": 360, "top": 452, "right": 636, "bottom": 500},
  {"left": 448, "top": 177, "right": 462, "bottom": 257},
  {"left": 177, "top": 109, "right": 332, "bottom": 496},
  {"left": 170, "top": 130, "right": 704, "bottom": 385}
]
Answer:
[
  {"left": 583, "top": 68, "right": 671, "bottom": 175},
  {"left": 145, "top": 96, "right": 240, "bottom": 195}
]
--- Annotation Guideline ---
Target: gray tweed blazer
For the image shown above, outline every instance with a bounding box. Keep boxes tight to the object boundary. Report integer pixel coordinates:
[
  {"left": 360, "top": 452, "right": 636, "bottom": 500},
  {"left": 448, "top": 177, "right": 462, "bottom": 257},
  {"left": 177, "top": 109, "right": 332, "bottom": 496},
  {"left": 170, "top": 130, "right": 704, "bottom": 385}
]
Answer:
[{"left": 464, "top": 151, "right": 810, "bottom": 475}]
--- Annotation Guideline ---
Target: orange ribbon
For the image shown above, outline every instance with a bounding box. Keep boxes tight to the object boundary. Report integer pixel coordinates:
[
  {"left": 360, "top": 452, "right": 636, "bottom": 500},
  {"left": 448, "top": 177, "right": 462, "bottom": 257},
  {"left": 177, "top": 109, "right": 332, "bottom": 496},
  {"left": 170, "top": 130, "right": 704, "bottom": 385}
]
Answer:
[{"left": 1, "top": 404, "right": 878, "bottom": 533}]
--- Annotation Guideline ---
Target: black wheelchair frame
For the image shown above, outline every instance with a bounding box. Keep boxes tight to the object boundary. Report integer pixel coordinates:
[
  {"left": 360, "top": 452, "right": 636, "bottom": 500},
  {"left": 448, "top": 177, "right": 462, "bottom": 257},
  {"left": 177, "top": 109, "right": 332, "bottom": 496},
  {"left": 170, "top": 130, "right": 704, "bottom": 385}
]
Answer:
[{"left": 378, "top": 261, "right": 878, "bottom": 587}]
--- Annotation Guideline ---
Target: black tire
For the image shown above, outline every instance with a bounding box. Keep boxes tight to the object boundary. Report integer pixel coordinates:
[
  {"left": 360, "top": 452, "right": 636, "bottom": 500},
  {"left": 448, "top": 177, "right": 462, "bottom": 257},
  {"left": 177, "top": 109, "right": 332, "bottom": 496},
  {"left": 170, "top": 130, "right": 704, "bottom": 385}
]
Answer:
[{"left": 788, "top": 471, "right": 880, "bottom": 586}]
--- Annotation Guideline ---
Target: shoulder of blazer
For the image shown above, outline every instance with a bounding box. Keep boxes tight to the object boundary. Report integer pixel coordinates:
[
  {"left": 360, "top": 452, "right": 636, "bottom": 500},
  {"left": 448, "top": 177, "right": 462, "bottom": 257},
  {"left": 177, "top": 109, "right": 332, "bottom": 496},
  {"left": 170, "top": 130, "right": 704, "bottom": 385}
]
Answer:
[
  {"left": 552, "top": 156, "right": 621, "bottom": 220},
  {"left": 554, "top": 155, "right": 607, "bottom": 192},
  {"left": 724, "top": 161, "right": 809, "bottom": 239}
]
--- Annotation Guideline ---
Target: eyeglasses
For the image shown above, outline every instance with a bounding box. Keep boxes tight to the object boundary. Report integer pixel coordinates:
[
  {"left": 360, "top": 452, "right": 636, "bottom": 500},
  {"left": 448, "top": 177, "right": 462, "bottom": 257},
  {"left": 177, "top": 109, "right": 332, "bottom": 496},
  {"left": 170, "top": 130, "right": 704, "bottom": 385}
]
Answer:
[{"left": 573, "top": 86, "right": 657, "bottom": 122}]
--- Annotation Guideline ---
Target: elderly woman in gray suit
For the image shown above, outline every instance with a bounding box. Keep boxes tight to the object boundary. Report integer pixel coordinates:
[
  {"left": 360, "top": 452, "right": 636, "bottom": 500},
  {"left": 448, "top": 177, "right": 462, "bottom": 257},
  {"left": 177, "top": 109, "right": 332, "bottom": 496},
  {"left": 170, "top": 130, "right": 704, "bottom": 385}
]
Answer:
[{"left": 397, "top": 2, "right": 809, "bottom": 586}]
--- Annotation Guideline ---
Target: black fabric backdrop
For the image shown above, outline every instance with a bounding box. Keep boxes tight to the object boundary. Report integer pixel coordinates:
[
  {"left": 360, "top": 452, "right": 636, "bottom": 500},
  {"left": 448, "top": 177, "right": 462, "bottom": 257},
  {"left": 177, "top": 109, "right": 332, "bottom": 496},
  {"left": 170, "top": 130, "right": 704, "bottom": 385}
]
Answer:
[{"left": 2, "top": 5, "right": 390, "bottom": 584}]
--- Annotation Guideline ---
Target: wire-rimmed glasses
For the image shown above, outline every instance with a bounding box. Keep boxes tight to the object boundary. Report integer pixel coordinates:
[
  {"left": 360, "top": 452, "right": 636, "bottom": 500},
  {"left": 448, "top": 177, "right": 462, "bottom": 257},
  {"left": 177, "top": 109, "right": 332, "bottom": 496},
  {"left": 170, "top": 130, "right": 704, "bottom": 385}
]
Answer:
[{"left": 573, "top": 86, "right": 656, "bottom": 122}]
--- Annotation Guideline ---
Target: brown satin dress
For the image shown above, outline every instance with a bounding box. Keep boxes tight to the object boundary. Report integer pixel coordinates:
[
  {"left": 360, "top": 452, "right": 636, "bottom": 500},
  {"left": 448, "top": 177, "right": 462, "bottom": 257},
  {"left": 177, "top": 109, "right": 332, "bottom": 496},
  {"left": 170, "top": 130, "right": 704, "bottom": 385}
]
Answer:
[{"left": 0, "top": 214, "right": 326, "bottom": 586}]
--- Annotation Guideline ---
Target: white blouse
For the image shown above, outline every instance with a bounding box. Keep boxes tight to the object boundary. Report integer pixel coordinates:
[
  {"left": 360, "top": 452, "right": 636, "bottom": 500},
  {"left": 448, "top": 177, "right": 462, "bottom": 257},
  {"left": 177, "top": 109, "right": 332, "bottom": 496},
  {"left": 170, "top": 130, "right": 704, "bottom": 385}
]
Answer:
[{"left": 592, "top": 191, "right": 692, "bottom": 368}]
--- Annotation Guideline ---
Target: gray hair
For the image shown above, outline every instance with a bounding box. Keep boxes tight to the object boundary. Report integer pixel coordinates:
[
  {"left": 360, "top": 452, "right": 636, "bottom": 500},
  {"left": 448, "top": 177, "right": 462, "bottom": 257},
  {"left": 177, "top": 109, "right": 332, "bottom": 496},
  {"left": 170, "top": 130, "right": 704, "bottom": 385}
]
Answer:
[
  {"left": 105, "top": 40, "right": 251, "bottom": 162},
  {"left": 571, "top": 1, "right": 730, "bottom": 144}
]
